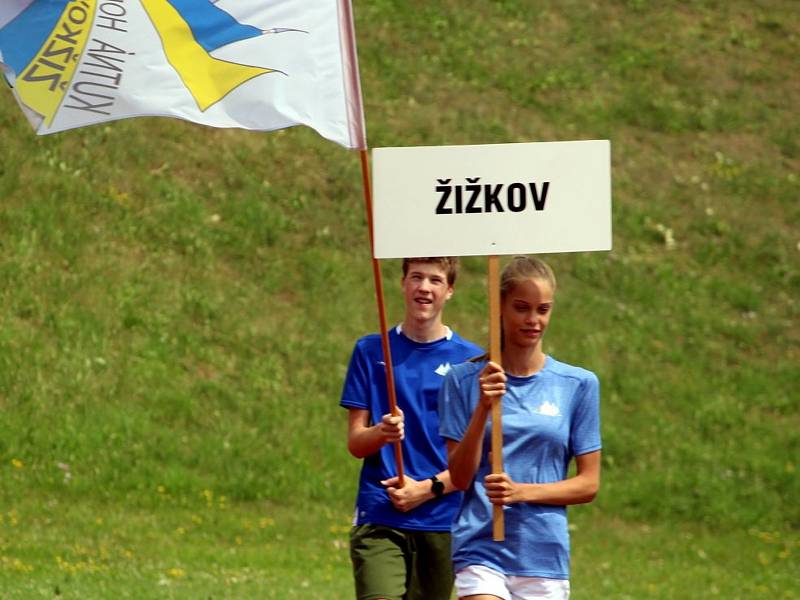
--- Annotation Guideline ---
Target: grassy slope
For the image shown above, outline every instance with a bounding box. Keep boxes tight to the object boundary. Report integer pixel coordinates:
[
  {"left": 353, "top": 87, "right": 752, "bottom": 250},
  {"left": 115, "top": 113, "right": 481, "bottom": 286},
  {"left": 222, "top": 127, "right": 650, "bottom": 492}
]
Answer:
[{"left": 0, "top": 0, "right": 798, "bottom": 597}]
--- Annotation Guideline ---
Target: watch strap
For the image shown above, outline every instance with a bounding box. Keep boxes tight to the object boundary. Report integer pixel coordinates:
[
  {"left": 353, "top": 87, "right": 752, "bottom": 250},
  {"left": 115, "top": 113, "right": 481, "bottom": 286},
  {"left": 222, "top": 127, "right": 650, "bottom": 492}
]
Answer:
[{"left": 430, "top": 475, "right": 445, "bottom": 498}]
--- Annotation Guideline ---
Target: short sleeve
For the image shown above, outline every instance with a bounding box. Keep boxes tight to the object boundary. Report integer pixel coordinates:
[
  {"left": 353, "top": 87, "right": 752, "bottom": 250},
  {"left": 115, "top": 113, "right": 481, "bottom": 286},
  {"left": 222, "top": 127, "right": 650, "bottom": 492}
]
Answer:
[
  {"left": 569, "top": 372, "right": 602, "bottom": 456},
  {"left": 438, "top": 368, "right": 471, "bottom": 442},
  {"left": 340, "top": 342, "right": 370, "bottom": 410}
]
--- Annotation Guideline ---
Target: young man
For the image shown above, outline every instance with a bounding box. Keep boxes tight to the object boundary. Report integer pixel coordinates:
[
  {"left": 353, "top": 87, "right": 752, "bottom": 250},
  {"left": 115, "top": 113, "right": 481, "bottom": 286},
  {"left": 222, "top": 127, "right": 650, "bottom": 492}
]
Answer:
[{"left": 341, "top": 257, "right": 483, "bottom": 600}]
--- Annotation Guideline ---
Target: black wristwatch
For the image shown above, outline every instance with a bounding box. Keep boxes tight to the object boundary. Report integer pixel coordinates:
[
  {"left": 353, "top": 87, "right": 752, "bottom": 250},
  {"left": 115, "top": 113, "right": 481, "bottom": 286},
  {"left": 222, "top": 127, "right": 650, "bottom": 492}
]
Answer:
[{"left": 430, "top": 476, "right": 445, "bottom": 499}]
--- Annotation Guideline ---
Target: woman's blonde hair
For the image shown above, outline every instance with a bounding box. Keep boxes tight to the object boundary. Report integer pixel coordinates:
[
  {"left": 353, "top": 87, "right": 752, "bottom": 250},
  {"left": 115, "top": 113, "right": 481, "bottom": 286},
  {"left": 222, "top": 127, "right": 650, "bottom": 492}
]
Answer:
[{"left": 500, "top": 255, "right": 557, "bottom": 299}]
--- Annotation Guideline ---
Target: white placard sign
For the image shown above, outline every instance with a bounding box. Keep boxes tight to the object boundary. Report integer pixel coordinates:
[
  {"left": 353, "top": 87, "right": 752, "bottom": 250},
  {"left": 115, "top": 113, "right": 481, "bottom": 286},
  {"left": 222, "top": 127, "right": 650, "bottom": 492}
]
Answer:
[{"left": 372, "top": 140, "right": 612, "bottom": 258}]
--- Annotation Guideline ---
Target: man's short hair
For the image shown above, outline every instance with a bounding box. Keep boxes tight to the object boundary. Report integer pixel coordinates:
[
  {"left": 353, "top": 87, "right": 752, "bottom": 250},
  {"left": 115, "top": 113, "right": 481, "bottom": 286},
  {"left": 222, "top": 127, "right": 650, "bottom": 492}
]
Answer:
[{"left": 402, "top": 257, "right": 459, "bottom": 286}]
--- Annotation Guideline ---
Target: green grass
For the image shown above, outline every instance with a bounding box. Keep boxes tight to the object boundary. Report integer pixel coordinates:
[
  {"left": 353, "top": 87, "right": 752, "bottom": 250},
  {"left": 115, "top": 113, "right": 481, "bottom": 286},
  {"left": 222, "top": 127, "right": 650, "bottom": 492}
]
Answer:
[
  {"left": 1, "top": 0, "right": 798, "bottom": 597},
  {"left": 1, "top": 493, "right": 355, "bottom": 599}
]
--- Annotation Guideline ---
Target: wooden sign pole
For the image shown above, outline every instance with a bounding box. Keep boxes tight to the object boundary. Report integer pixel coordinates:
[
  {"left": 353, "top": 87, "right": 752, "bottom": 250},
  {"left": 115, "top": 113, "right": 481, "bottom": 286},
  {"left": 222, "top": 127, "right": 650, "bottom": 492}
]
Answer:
[{"left": 488, "top": 255, "right": 504, "bottom": 541}]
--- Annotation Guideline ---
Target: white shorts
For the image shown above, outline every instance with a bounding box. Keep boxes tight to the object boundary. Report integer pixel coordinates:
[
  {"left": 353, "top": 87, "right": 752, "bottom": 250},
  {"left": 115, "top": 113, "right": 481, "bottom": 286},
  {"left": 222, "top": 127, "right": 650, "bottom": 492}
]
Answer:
[{"left": 455, "top": 564, "right": 570, "bottom": 600}]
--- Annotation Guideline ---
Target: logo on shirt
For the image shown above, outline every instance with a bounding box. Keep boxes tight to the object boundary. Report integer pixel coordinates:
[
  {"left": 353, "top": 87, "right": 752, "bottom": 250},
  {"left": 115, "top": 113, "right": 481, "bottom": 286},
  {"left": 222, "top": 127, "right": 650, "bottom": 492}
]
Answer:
[
  {"left": 534, "top": 400, "right": 561, "bottom": 417},
  {"left": 435, "top": 363, "right": 452, "bottom": 376}
]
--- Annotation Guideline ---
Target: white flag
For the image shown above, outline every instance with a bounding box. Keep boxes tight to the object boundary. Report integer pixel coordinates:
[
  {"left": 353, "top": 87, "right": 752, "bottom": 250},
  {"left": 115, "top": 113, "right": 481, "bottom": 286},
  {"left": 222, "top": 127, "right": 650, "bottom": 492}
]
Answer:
[{"left": 0, "top": 0, "right": 366, "bottom": 149}]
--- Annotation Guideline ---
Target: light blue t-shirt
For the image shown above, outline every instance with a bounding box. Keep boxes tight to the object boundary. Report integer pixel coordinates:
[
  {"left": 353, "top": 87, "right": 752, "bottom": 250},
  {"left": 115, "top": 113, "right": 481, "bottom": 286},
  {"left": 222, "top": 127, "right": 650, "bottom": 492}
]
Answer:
[
  {"left": 341, "top": 325, "right": 483, "bottom": 530},
  {"left": 438, "top": 356, "right": 601, "bottom": 579}
]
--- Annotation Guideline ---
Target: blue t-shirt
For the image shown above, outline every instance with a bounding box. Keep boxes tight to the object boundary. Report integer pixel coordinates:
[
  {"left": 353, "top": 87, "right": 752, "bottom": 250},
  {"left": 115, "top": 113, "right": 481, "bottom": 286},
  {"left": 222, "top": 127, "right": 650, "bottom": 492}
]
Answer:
[
  {"left": 341, "top": 325, "right": 483, "bottom": 531},
  {"left": 438, "top": 356, "right": 601, "bottom": 578}
]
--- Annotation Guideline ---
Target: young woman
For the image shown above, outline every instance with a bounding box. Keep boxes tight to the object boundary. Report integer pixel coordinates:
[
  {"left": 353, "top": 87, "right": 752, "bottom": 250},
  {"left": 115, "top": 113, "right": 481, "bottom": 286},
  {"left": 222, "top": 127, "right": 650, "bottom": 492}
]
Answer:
[{"left": 439, "top": 256, "right": 601, "bottom": 600}]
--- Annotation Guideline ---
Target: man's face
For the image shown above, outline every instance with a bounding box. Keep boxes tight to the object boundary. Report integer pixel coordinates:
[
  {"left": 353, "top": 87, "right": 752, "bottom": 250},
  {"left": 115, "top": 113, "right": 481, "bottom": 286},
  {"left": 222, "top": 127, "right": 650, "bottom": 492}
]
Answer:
[{"left": 401, "top": 262, "right": 453, "bottom": 324}]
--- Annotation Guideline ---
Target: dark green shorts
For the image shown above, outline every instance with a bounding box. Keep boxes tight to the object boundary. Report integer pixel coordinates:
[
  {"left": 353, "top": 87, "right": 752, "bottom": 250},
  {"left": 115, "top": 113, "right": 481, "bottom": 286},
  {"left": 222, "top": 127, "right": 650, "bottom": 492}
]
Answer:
[{"left": 349, "top": 524, "right": 454, "bottom": 600}]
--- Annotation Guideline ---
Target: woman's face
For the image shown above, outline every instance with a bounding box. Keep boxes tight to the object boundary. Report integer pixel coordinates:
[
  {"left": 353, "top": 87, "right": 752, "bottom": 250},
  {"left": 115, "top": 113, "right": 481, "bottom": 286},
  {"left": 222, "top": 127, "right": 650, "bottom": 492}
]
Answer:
[{"left": 501, "top": 278, "right": 554, "bottom": 350}]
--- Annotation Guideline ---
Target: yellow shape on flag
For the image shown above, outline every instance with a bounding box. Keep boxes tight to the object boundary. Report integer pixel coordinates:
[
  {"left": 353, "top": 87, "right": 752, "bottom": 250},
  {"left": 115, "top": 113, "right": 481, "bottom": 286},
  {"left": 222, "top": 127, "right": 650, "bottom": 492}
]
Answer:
[
  {"left": 15, "top": 0, "right": 97, "bottom": 125},
  {"left": 140, "top": 0, "right": 273, "bottom": 111}
]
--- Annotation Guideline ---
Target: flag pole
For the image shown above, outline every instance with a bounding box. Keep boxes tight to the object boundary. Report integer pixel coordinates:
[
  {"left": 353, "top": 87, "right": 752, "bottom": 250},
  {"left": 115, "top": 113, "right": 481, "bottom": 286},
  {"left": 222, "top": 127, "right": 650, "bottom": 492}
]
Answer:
[
  {"left": 341, "top": 0, "right": 403, "bottom": 485},
  {"left": 359, "top": 149, "right": 405, "bottom": 488},
  {"left": 488, "top": 255, "right": 505, "bottom": 541}
]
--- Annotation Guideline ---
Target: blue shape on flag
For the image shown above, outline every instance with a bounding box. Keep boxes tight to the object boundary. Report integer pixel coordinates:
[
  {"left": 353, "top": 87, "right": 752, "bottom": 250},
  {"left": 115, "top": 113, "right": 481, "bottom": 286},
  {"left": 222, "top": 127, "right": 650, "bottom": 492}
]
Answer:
[
  {"left": 168, "top": 0, "right": 263, "bottom": 53},
  {"left": 0, "top": 0, "right": 69, "bottom": 78}
]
